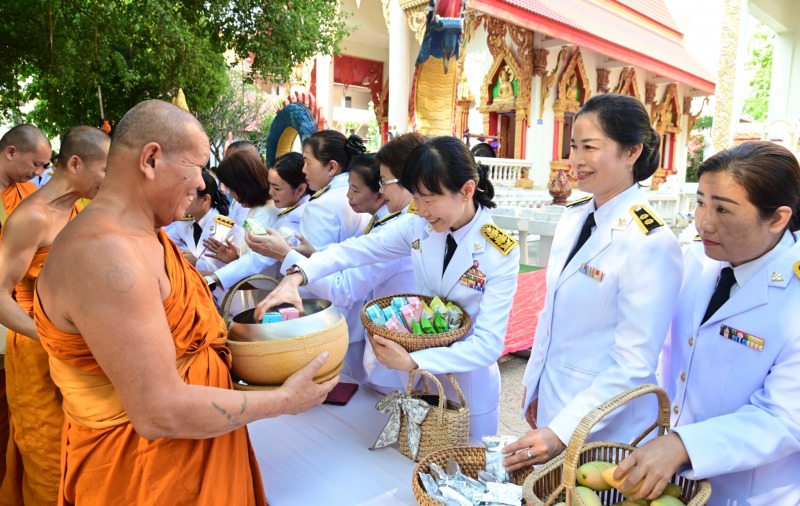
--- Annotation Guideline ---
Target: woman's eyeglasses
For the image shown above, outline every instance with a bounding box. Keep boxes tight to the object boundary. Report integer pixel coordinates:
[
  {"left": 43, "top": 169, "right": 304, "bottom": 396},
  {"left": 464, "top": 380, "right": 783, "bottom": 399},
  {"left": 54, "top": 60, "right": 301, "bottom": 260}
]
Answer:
[{"left": 378, "top": 178, "right": 398, "bottom": 190}]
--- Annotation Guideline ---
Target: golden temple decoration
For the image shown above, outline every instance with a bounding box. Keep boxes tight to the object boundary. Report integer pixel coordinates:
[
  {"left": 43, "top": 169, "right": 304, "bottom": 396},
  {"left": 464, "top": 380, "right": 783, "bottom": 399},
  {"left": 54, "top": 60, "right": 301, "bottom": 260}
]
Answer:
[
  {"left": 685, "top": 96, "right": 709, "bottom": 133},
  {"left": 596, "top": 68, "right": 610, "bottom": 94},
  {"left": 553, "top": 47, "right": 590, "bottom": 121},
  {"left": 711, "top": 0, "right": 743, "bottom": 151},
  {"left": 615, "top": 67, "right": 641, "bottom": 100},
  {"left": 539, "top": 47, "right": 567, "bottom": 120},
  {"left": 652, "top": 83, "right": 680, "bottom": 135},
  {"left": 381, "top": 0, "right": 391, "bottom": 32},
  {"left": 485, "top": 16, "right": 507, "bottom": 59},
  {"left": 405, "top": 3, "right": 429, "bottom": 45},
  {"left": 507, "top": 24, "right": 535, "bottom": 124}
]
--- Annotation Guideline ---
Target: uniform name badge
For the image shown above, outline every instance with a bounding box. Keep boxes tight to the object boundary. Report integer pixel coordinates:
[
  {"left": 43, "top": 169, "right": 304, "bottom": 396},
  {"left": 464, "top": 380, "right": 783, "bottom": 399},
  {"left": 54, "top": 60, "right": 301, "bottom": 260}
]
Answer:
[
  {"left": 719, "top": 324, "right": 764, "bottom": 352},
  {"left": 579, "top": 263, "right": 604, "bottom": 281},
  {"left": 460, "top": 260, "right": 486, "bottom": 292}
]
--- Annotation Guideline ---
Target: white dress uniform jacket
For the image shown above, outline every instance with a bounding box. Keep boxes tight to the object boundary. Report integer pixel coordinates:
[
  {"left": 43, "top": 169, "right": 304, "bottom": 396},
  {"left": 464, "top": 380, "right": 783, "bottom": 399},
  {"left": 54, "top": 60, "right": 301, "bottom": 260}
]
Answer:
[
  {"left": 660, "top": 232, "right": 800, "bottom": 506},
  {"left": 215, "top": 195, "right": 310, "bottom": 290},
  {"left": 164, "top": 208, "right": 245, "bottom": 305},
  {"left": 304, "top": 204, "right": 416, "bottom": 392},
  {"left": 522, "top": 185, "right": 683, "bottom": 445},
  {"left": 295, "top": 205, "right": 519, "bottom": 438}
]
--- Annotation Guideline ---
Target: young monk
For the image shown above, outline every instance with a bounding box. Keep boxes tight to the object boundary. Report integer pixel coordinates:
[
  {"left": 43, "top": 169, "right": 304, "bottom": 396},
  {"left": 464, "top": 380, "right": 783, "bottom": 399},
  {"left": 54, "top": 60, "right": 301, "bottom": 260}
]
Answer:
[
  {"left": 0, "top": 125, "right": 109, "bottom": 505},
  {"left": 34, "top": 100, "right": 336, "bottom": 505}
]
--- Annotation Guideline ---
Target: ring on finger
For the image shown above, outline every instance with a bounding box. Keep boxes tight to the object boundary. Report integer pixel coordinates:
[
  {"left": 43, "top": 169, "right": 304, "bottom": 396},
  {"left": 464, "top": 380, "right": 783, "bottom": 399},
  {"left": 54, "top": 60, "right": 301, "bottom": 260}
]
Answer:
[{"left": 526, "top": 448, "right": 533, "bottom": 459}]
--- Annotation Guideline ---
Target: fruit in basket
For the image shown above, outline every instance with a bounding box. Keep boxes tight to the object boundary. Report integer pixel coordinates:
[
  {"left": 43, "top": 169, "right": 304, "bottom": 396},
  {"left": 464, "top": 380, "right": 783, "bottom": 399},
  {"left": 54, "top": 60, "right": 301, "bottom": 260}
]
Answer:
[
  {"left": 612, "top": 501, "right": 648, "bottom": 506},
  {"left": 575, "top": 487, "right": 603, "bottom": 506},
  {"left": 662, "top": 483, "right": 682, "bottom": 498},
  {"left": 651, "top": 496, "right": 686, "bottom": 506},
  {"left": 601, "top": 465, "right": 643, "bottom": 495},
  {"left": 577, "top": 461, "right": 615, "bottom": 491}
]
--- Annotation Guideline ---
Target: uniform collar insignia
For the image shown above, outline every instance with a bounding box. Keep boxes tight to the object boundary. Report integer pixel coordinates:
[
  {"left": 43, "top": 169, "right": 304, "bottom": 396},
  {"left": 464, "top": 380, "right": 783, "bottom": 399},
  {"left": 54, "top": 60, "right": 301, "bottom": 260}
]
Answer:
[
  {"left": 771, "top": 271, "right": 784, "bottom": 282},
  {"left": 310, "top": 184, "right": 331, "bottom": 200},
  {"left": 278, "top": 203, "right": 300, "bottom": 216}
]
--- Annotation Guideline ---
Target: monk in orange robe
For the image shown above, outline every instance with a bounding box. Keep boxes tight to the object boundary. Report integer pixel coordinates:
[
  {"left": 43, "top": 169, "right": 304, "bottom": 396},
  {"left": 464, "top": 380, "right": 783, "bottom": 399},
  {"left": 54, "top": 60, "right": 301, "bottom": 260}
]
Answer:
[
  {"left": 0, "top": 124, "right": 51, "bottom": 487},
  {"left": 0, "top": 125, "right": 110, "bottom": 505},
  {"left": 34, "top": 100, "right": 337, "bottom": 505}
]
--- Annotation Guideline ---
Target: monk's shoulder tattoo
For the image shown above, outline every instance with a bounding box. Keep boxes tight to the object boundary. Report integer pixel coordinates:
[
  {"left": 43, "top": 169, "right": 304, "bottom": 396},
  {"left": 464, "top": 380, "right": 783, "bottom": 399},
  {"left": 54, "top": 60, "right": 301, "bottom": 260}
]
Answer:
[{"left": 106, "top": 266, "right": 136, "bottom": 293}]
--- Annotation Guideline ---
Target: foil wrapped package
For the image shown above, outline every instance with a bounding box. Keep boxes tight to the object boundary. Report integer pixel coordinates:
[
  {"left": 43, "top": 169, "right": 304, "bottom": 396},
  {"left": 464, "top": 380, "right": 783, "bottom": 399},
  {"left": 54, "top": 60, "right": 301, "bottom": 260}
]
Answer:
[{"left": 482, "top": 435, "right": 517, "bottom": 483}]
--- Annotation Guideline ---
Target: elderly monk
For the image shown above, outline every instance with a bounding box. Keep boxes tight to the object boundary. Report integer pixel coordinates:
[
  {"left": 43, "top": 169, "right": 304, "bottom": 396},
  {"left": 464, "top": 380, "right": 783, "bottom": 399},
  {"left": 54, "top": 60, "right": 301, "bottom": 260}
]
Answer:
[
  {"left": 34, "top": 100, "right": 337, "bottom": 506},
  {"left": 0, "top": 124, "right": 51, "bottom": 484},
  {"left": 0, "top": 125, "right": 109, "bottom": 505}
]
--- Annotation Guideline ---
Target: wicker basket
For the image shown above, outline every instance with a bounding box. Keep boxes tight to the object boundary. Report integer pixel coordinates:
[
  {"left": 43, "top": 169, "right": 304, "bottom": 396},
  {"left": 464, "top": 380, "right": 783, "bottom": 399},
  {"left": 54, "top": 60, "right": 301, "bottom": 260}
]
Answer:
[
  {"left": 399, "top": 369, "right": 470, "bottom": 462},
  {"left": 522, "top": 384, "right": 712, "bottom": 506},
  {"left": 412, "top": 446, "right": 535, "bottom": 506},
  {"left": 360, "top": 294, "right": 472, "bottom": 352}
]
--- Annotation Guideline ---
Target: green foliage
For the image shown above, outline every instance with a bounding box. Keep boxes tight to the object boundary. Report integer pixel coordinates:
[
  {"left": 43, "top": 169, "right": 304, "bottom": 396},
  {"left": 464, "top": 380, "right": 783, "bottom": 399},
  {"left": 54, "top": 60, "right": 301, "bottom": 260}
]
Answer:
[
  {"left": 742, "top": 23, "right": 774, "bottom": 122},
  {"left": 0, "top": 0, "right": 348, "bottom": 136},
  {"left": 686, "top": 133, "right": 705, "bottom": 183},
  {"left": 694, "top": 115, "right": 713, "bottom": 131}
]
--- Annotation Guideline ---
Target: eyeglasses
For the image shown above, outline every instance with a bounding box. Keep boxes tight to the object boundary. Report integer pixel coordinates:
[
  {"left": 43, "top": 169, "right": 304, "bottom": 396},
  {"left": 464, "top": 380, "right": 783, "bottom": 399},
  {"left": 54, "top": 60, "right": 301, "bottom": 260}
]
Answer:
[{"left": 378, "top": 178, "right": 399, "bottom": 190}]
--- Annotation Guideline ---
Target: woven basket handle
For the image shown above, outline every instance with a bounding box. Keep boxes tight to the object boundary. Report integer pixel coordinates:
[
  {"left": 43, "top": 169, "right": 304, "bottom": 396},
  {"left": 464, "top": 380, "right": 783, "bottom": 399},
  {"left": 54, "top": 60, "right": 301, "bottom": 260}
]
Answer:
[
  {"left": 559, "top": 384, "right": 671, "bottom": 495},
  {"left": 406, "top": 370, "right": 468, "bottom": 424},
  {"left": 220, "top": 274, "right": 280, "bottom": 324}
]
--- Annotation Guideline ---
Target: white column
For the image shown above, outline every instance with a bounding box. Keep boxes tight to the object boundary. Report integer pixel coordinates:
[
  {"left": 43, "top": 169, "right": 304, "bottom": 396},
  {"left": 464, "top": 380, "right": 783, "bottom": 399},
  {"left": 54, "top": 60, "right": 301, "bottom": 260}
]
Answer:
[
  {"left": 768, "top": 28, "right": 800, "bottom": 121},
  {"left": 315, "top": 55, "right": 334, "bottom": 129},
  {"left": 710, "top": 0, "right": 750, "bottom": 153},
  {"left": 388, "top": 0, "right": 410, "bottom": 134}
]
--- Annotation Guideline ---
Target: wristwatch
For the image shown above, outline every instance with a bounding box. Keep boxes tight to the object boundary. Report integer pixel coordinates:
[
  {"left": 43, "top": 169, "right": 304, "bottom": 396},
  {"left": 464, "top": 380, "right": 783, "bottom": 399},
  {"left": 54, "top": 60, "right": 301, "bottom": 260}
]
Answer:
[
  {"left": 203, "top": 275, "right": 217, "bottom": 291},
  {"left": 285, "top": 265, "right": 308, "bottom": 285}
]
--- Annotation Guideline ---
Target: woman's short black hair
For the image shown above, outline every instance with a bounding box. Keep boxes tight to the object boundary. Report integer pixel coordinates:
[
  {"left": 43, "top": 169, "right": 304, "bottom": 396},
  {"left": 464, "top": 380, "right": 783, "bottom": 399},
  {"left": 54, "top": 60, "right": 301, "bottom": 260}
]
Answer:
[
  {"left": 302, "top": 130, "right": 365, "bottom": 172},
  {"left": 270, "top": 152, "right": 311, "bottom": 196},
  {"left": 698, "top": 141, "right": 800, "bottom": 231},
  {"left": 576, "top": 93, "right": 661, "bottom": 183},
  {"left": 197, "top": 170, "right": 230, "bottom": 216},
  {"left": 216, "top": 150, "right": 270, "bottom": 208},
  {"left": 348, "top": 153, "right": 380, "bottom": 193},
  {"left": 400, "top": 136, "right": 495, "bottom": 209}
]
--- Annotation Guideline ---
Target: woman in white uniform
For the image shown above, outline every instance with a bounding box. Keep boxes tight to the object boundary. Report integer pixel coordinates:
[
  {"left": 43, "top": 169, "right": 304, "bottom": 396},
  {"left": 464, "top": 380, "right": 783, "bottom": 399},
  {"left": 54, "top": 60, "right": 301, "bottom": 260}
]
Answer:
[
  {"left": 248, "top": 131, "right": 370, "bottom": 380},
  {"left": 503, "top": 94, "right": 683, "bottom": 471},
  {"left": 255, "top": 136, "right": 519, "bottom": 438},
  {"left": 206, "top": 152, "right": 310, "bottom": 292},
  {"left": 612, "top": 142, "right": 800, "bottom": 506},
  {"left": 165, "top": 170, "right": 244, "bottom": 306}
]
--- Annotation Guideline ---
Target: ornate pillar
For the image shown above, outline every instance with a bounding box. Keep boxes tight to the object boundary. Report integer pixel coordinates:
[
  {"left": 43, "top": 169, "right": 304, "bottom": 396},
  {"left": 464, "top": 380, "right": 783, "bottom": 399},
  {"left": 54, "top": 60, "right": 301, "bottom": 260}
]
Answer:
[
  {"left": 596, "top": 69, "right": 610, "bottom": 94},
  {"left": 388, "top": 0, "right": 411, "bottom": 134},
  {"left": 711, "top": 0, "right": 749, "bottom": 153}
]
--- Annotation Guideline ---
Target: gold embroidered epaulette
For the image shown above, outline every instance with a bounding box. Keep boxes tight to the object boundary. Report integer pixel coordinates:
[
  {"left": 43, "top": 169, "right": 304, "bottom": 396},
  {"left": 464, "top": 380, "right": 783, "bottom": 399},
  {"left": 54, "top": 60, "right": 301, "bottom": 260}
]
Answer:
[
  {"left": 566, "top": 196, "right": 593, "bottom": 208},
  {"left": 629, "top": 204, "right": 664, "bottom": 234},
  {"left": 481, "top": 223, "right": 518, "bottom": 256},
  {"left": 180, "top": 215, "right": 194, "bottom": 221},
  {"left": 310, "top": 184, "right": 331, "bottom": 200},
  {"left": 793, "top": 260, "right": 800, "bottom": 279},
  {"left": 693, "top": 235, "right": 702, "bottom": 241},
  {"left": 407, "top": 199, "right": 418, "bottom": 214},
  {"left": 278, "top": 203, "right": 300, "bottom": 217},
  {"left": 213, "top": 215, "right": 235, "bottom": 228}
]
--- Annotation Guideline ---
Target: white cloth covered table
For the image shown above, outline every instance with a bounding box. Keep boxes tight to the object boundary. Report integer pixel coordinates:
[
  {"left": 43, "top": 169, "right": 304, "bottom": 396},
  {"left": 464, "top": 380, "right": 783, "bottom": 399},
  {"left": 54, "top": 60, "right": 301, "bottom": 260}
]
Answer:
[{"left": 249, "top": 383, "right": 418, "bottom": 505}]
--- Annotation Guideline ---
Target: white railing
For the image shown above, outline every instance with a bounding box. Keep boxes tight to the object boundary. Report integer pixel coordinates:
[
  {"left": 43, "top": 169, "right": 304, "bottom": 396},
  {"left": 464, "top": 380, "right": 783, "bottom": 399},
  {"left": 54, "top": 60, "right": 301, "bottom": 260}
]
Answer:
[{"left": 475, "top": 156, "right": 535, "bottom": 184}]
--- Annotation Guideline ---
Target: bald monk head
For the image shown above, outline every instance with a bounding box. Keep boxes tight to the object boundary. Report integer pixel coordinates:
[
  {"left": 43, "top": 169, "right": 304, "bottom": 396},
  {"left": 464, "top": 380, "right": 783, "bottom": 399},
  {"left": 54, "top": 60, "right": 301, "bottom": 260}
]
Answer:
[
  {"left": 0, "top": 124, "right": 52, "bottom": 188},
  {"left": 53, "top": 125, "right": 111, "bottom": 199},
  {"left": 99, "top": 99, "right": 210, "bottom": 228}
]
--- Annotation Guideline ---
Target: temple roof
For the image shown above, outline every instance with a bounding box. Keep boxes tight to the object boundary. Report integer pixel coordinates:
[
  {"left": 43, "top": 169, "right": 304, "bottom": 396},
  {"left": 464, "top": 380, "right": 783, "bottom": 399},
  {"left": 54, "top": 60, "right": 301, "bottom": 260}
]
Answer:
[{"left": 470, "top": 0, "right": 715, "bottom": 94}]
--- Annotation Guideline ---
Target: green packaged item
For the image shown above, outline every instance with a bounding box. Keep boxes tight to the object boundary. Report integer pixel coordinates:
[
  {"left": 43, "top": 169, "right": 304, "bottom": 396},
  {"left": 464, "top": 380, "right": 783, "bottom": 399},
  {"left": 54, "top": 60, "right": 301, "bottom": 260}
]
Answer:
[
  {"left": 411, "top": 319, "right": 424, "bottom": 335},
  {"left": 420, "top": 316, "right": 436, "bottom": 334},
  {"left": 433, "top": 311, "right": 449, "bottom": 333}
]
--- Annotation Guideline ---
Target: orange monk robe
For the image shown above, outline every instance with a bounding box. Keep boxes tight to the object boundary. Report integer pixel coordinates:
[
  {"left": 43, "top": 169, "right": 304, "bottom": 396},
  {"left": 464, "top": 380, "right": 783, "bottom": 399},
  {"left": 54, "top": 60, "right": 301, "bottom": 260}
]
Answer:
[
  {"left": 0, "top": 181, "right": 37, "bottom": 485},
  {"left": 35, "top": 230, "right": 268, "bottom": 506},
  {"left": 0, "top": 204, "right": 78, "bottom": 506}
]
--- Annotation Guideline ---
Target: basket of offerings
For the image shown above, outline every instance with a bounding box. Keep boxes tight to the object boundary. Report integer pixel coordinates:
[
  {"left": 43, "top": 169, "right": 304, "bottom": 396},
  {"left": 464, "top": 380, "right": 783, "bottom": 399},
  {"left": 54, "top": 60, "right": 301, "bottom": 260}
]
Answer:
[
  {"left": 522, "top": 384, "right": 711, "bottom": 506},
  {"left": 360, "top": 294, "right": 471, "bottom": 352}
]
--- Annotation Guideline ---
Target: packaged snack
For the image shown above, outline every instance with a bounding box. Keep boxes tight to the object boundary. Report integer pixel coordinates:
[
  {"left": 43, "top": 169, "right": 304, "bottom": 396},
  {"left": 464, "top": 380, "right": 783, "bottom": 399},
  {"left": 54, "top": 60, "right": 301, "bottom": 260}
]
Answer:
[
  {"left": 411, "top": 319, "right": 424, "bottom": 335},
  {"left": 365, "top": 304, "right": 387, "bottom": 326},
  {"left": 433, "top": 311, "right": 449, "bottom": 333},
  {"left": 399, "top": 304, "right": 417, "bottom": 330},
  {"left": 482, "top": 435, "right": 518, "bottom": 483},
  {"left": 243, "top": 218, "right": 267, "bottom": 235},
  {"left": 447, "top": 306, "right": 463, "bottom": 330},
  {"left": 391, "top": 296, "right": 408, "bottom": 311},
  {"left": 261, "top": 312, "right": 282, "bottom": 324},
  {"left": 406, "top": 296, "right": 422, "bottom": 311},
  {"left": 278, "top": 307, "right": 299, "bottom": 321},
  {"left": 429, "top": 296, "right": 447, "bottom": 315},
  {"left": 420, "top": 302, "right": 435, "bottom": 321},
  {"left": 382, "top": 306, "right": 404, "bottom": 328},
  {"left": 383, "top": 315, "right": 409, "bottom": 334},
  {"left": 419, "top": 316, "right": 436, "bottom": 334}
]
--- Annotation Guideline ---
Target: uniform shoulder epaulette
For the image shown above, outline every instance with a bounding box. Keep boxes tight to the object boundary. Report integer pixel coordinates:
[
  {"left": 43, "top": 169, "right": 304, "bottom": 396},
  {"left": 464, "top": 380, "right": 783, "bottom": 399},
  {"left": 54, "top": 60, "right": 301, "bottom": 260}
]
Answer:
[
  {"left": 277, "top": 202, "right": 300, "bottom": 217},
  {"left": 213, "top": 215, "right": 236, "bottom": 228},
  {"left": 566, "top": 196, "right": 593, "bottom": 208},
  {"left": 793, "top": 260, "right": 800, "bottom": 279},
  {"left": 363, "top": 214, "right": 377, "bottom": 234},
  {"left": 180, "top": 215, "right": 194, "bottom": 221},
  {"left": 310, "top": 184, "right": 331, "bottom": 200},
  {"left": 407, "top": 199, "right": 418, "bottom": 214},
  {"left": 693, "top": 235, "right": 702, "bottom": 241},
  {"left": 629, "top": 204, "right": 664, "bottom": 234},
  {"left": 375, "top": 211, "right": 401, "bottom": 227},
  {"left": 481, "top": 223, "right": 518, "bottom": 256}
]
